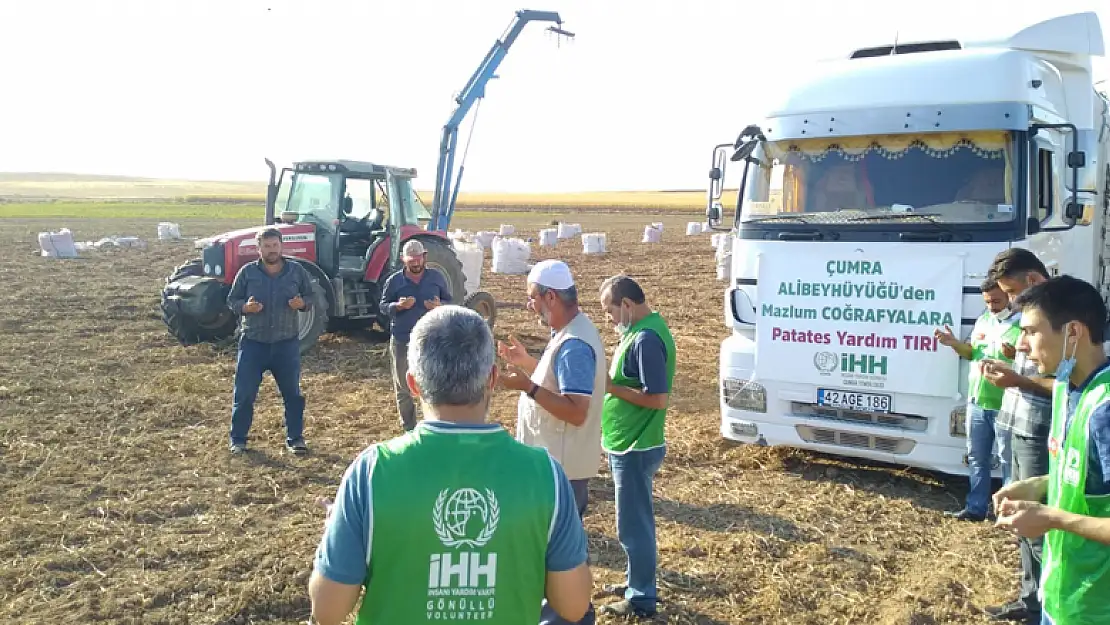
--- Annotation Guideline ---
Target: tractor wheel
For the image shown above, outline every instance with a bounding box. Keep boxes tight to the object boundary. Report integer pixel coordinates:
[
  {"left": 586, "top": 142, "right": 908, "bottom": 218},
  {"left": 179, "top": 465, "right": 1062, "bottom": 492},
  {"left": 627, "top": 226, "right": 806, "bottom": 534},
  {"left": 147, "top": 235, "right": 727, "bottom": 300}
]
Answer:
[
  {"left": 296, "top": 279, "right": 330, "bottom": 354},
  {"left": 464, "top": 290, "right": 497, "bottom": 329},
  {"left": 161, "top": 258, "right": 237, "bottom": 345},
  {"left": 421, "top": 237, "right": 468, "bottom": 304},
  {"left": 168, "top": 259, "right": 204, "bottom": 284}
]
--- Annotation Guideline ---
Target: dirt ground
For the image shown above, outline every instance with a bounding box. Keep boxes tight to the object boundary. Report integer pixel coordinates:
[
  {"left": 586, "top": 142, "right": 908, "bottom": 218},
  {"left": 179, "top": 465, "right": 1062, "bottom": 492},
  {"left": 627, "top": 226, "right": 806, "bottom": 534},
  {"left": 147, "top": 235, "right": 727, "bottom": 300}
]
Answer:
[{"left": 1, "top": 213, "right": 1022, "bottom": 624}]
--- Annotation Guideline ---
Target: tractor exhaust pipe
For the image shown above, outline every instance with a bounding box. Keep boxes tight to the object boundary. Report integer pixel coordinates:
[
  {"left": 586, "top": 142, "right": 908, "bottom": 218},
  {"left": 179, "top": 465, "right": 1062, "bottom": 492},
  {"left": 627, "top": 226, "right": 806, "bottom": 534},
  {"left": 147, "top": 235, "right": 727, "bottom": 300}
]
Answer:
[{"left": 264, "top": 158, "right": 277, "bottom": 225}]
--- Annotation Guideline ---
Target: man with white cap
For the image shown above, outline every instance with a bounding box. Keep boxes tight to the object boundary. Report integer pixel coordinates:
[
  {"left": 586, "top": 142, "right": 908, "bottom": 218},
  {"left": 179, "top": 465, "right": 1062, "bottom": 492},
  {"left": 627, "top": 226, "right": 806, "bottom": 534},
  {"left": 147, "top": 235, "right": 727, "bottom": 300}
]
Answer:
[
  {"left": 499, "top": 258, "right": 606, "bottom": 625},
  {"left": 379, "top": 239, "right": 452, "bottom": 432}
]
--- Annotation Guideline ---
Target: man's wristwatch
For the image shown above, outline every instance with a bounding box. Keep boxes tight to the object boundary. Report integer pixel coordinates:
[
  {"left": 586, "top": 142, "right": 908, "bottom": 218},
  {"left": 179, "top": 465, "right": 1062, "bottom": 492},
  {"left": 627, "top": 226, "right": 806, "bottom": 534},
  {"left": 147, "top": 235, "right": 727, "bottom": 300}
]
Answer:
[{"left": 527, "top": 383, "right": 539, "bottom": 399}]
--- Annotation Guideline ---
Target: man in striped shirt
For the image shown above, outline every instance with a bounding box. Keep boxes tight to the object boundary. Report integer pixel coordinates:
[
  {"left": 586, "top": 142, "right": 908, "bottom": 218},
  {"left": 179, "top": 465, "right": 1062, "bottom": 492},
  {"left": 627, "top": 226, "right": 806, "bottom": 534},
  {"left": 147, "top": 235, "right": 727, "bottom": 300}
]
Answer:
[{"left": 977, "top": 248, "right": 1052, "bottom": 624}]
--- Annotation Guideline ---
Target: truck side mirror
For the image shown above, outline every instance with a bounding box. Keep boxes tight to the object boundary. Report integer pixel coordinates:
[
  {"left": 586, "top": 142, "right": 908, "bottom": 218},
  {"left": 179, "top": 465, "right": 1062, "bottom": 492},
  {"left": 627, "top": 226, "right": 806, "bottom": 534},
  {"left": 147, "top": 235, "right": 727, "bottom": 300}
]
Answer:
[
  {"left": 707, "top": 201, "right": 722, "bottom": 221},
  {"left": 1026, "top": 216, "right": 1041, "bottom": 235},
  {"left": 1067, "top": 151, "right": 1086, "bottom": 168},
  {"left": 342, "top": 196, "right": 353, "bottom": 215},
  {"left": 1064, "top": 200, "right": 1084, "bottom": 220}
]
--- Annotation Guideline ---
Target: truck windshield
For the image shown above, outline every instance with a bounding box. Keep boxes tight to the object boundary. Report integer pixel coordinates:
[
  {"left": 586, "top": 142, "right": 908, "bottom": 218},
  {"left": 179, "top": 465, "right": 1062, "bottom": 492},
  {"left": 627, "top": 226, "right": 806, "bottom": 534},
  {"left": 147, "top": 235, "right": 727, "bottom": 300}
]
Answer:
[{"left": 741, "top": 131, "right": 1016, "bottom": 224}]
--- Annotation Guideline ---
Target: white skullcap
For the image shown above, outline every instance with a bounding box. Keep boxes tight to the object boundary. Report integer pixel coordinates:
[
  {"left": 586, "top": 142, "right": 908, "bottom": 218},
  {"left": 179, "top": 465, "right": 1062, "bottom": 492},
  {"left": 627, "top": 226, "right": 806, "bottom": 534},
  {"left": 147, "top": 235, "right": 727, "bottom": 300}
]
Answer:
[{"left": 527, "top": 259, "right": 575, "bottom": 290}]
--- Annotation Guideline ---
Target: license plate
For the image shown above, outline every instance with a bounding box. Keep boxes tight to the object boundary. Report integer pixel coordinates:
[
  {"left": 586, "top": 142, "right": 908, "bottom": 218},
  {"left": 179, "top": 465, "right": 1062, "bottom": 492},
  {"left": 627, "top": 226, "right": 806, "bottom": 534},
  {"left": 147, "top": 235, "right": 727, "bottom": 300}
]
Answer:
[{"left": 817, "top": 388, "right": 892, "bottom": 413}]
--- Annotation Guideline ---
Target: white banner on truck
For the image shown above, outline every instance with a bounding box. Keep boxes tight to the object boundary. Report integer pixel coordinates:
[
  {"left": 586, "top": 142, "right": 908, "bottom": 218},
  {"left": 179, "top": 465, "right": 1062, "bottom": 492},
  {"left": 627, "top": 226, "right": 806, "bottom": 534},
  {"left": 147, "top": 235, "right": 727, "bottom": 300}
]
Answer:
[{"left": 754, "top": 251, "right": 964, "bottom": 398}]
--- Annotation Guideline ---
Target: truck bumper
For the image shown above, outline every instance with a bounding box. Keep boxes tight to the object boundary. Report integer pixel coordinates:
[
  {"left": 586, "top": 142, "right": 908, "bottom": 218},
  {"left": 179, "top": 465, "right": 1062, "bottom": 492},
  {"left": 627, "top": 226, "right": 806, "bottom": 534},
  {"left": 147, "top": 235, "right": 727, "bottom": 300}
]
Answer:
[{"left": 719, "top": 334, "right": 999, "bottom": 479}]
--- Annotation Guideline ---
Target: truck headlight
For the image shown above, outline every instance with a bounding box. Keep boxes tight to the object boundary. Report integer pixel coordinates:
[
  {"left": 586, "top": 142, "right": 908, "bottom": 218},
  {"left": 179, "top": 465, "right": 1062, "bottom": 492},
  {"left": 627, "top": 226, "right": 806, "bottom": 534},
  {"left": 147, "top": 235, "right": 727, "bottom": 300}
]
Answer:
[
  {"left": 950, "top": 406, "right": 967, "bottom": 437},
  {"left": 722, "top": 377, "right": 767, "bottom": 413}
]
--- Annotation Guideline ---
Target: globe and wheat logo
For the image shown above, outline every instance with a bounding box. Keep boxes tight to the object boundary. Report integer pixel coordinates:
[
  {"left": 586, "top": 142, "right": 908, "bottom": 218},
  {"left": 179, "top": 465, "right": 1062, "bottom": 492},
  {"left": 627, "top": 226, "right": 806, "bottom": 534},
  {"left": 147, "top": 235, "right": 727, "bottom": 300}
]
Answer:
[{"left": 433, "top": 488, "right": 501, "bottom": 548}]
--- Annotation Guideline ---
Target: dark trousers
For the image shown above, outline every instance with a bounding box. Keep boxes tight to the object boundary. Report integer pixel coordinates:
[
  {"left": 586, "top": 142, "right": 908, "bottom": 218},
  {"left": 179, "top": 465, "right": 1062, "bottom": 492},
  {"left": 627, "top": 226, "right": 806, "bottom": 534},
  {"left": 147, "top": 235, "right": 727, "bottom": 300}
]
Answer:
[
  {"left": 1011, "top": 432, "right": 1049, "bottom": 614},
  {"left": 539, "top": 478, "right": 595, "bottom": 625},
  {"left": 230, "top": 337, "right": 305, "bottom": 445},
  {"left": 390, "top": 338, "right": 417, "bottom": 431}
]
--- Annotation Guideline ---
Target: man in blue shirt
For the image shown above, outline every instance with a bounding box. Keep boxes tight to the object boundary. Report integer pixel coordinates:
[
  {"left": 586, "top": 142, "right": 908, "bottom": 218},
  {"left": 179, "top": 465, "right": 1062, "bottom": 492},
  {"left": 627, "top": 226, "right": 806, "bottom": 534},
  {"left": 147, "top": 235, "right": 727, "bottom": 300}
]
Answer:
[
  {"left": 379, "top": 239, "right": 452, "bottom": 432},
  {"left": 225, "top": 227, "right": 315, "bottom": 456},
  {"left": 309, "top": 306, "right": 592, "bottom": 625}
]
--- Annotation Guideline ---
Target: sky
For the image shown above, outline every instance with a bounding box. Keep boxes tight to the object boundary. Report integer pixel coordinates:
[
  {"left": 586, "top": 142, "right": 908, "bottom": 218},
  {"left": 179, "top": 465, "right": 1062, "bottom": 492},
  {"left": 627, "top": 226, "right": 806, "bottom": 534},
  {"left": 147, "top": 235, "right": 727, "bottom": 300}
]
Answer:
[{"left": 0, "top": 0, "right": 1106, "bottom": 192}]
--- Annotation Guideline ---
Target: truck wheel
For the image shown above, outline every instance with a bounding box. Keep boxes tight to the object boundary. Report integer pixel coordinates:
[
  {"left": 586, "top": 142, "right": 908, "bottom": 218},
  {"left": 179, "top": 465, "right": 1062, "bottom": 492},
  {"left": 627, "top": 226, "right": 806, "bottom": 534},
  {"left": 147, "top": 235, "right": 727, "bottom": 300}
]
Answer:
[
  {"left": 464, "top": 290, "right": 497, "bottom": 329},
  {"left": 297, "top": 279, "right": 330, "bottom": 354},
  {"left": 161, "top": 259, "right": 236, "bottom": 345}
]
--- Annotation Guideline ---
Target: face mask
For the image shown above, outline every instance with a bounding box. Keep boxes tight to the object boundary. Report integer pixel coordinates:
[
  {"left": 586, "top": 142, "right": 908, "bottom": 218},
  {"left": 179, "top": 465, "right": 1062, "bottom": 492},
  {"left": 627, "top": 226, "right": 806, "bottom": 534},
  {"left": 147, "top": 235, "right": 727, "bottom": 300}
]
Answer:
[
  {"left": 1056, "top": 324, "right": 1079, "bottom": 382},
  {"left": 991, "top": 307, "right": 1011, "bottom": 321},
  {"left": 614, "top": 305, "right": 631, "bottom": 335}
]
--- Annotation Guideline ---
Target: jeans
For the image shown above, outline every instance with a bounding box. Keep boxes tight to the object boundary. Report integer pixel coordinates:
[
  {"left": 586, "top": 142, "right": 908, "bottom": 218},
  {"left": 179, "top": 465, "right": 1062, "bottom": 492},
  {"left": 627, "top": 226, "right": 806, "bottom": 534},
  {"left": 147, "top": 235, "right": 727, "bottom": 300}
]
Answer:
[
  {"left": 390, "top": 338, "right": 417, "bottom": 431},
  {"left": 610, "top": 446, "right": 666, "bottom": 613},
  {"left": 230, "top": 337, "right": 305, "bottom": 446},
  {"left": 539, "top": 479, "right": 595, "bottom": 625},
  {"left": 965, "top": 403, "right": 1010, "bottom": 516},
  {"left": 1012, "top": 432, "right": 1049, "bottom": 615}
]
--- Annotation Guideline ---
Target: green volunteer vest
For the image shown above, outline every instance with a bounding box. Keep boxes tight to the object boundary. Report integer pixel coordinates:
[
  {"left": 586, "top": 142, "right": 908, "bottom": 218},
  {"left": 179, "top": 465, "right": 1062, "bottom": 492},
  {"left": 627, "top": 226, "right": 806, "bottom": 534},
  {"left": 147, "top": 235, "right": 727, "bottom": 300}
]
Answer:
[
  {"left": 602, "top": 312, "right": 676, "bottom": 453},
  {"left": 967, "top": 311, "right": 1021, "bottom": 410},
  {"left": 355, "top": 424, "right": 557, "bottom": 625},
  {"left": 1041, "top": 368, "right": 1110, "bottom": 625}
]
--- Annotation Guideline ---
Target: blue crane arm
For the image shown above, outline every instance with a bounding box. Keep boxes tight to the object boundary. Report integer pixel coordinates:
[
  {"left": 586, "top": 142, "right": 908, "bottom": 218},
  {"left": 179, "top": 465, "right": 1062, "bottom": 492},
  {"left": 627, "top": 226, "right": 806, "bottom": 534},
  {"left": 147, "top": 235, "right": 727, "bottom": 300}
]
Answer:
[{"left": 428, "top": 9, "right": 571, "bottom": 232}]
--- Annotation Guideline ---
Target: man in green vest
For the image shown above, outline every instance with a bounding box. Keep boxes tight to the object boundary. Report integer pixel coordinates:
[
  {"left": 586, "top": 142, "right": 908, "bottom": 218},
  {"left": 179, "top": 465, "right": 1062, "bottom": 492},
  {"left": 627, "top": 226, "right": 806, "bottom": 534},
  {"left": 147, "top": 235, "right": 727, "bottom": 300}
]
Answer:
[
  {"left": 993, "top": 276, "right": 1110, "bottom": 625},
  {"left": 595, "top": 275, "right": 676, "bottom": 619},
  {"left": 307, "top": 305, "right": 593, "bottom": 625},
  {"left": 935, "top": 277, "right": 1021, "bottom": 521}
]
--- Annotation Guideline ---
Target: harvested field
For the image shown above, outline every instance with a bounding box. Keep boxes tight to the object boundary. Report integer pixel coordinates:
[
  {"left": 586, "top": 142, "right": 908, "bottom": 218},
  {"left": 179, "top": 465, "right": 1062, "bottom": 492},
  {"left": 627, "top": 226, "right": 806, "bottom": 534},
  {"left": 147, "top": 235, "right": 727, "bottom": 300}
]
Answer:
[{"left": 2, "top": 212, "right": 1019, "bottom": 624}]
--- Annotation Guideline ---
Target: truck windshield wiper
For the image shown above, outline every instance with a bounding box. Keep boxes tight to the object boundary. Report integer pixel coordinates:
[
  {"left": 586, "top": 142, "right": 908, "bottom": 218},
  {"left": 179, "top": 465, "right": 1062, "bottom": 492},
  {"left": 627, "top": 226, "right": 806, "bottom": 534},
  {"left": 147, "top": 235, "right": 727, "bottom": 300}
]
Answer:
[
  {"left": 745, "top": 214, "right": 814, "bottom": 224},
  {"left": 846, "top": 212, "right": 945, "bottom": 224}
]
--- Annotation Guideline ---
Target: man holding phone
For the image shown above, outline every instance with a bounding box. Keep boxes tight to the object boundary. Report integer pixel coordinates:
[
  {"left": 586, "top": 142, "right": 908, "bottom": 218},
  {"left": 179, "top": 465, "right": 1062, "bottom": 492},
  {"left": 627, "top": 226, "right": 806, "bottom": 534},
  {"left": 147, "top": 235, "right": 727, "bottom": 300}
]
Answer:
[
  {"left": 935, "top": 276, "right": 1020, "bottom": 522},
  {"left": 379, "top": 240, "right": 452, "bottom": 432}
]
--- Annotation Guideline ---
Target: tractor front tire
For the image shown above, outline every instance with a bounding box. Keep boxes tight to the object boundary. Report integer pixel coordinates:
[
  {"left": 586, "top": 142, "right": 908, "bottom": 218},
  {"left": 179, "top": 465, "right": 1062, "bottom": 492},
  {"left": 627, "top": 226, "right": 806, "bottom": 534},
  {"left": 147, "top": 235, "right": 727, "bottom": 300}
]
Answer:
[
  {"left": 161, "top": 259, "right": 237, "bottom": 346},
  {"left": 464, "top": 290, "right": 497, "bottom": 330}
]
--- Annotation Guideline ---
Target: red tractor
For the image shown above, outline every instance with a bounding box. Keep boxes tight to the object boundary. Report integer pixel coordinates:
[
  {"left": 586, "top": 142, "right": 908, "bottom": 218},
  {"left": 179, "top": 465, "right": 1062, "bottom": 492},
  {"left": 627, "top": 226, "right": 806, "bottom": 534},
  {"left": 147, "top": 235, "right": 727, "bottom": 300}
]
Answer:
[
  {"left": 159, "top": 9, "right": 573, "bottom": 353},
  {"left": 160, "top": 160, "right": 497, "bottom": 353}
]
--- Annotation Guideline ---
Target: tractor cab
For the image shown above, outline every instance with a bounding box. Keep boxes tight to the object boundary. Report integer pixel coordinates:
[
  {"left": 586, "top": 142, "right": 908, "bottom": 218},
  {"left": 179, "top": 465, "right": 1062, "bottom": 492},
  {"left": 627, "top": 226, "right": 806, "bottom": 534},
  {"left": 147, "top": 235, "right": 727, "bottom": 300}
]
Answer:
[{"left": 268, "top": 160, "right": 431, "bottom": 278}]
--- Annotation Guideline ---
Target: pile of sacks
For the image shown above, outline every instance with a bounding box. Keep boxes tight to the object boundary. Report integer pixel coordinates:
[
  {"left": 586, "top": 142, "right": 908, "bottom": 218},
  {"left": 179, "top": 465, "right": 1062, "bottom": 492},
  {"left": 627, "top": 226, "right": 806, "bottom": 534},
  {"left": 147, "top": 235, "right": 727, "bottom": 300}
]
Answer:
[
  {"left": 538, "top": 228, "right": 558, "bottom": 247},
  {"left": 557, "top": 222, "right": 581, "bottom": 239},
  {"left": 450, "top": 239, "right": 484, "bottom": 295},
  {"left": 714, "top": 233, "right": 733, "bottom": 281},
  {"left": 157, "top": 222, "right": 182, "bottom": 241},
  {"left": 39, "top": 228, "right": 147, "bottom": 257},
  {"left": 582, "top": 233, "right": 607, "bottom": 255},
  {"left": 491, "top": 237, "right": 531, "bottom": 274}
]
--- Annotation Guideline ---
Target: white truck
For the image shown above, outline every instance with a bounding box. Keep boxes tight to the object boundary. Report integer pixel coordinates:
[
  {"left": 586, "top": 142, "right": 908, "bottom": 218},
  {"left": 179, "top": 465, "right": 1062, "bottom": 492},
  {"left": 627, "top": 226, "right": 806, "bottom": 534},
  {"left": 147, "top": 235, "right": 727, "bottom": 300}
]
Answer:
[{"left": 709, "top": 12, "right": 1109, "bottom": 477}]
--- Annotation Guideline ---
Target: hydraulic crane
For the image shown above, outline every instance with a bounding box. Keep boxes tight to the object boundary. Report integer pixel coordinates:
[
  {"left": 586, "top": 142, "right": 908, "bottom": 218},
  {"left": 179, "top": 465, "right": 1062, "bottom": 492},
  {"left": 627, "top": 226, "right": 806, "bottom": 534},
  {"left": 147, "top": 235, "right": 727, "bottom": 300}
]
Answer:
[{"left": 427, "top": 9, "right": 575, "bottom": 232}]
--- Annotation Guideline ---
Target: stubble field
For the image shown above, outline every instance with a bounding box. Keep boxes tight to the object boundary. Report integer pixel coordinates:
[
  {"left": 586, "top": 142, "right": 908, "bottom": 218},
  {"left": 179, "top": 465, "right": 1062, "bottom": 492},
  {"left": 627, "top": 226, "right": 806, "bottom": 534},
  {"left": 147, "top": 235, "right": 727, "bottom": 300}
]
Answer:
[{"left": 3, "top": 209, "right": 1020, "bottom": 624}]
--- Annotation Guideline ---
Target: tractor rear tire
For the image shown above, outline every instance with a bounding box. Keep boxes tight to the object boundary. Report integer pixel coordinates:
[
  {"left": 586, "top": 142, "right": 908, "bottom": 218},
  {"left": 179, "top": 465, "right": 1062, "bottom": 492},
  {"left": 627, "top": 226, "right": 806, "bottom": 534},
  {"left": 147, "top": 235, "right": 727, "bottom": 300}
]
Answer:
[
  {"left": 161, "top": 258, "right": 237, "bottom": 345},
  {"left": 464, "top": 290, "right": 497, "bottom": 329},
  {"left": 296, "top": 279, "right": 330, "bottom": 354},
  {"left": 421, "top": 237, "right": 467, "bottom": 304}
]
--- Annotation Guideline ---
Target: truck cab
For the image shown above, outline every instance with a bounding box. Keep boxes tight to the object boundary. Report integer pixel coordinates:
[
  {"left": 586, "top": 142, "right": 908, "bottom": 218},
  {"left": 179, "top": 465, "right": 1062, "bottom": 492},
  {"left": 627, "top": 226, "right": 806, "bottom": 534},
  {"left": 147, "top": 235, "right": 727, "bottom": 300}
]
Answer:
[{"left": 714, "top": 12, "right": 1109, "bottom": 477}]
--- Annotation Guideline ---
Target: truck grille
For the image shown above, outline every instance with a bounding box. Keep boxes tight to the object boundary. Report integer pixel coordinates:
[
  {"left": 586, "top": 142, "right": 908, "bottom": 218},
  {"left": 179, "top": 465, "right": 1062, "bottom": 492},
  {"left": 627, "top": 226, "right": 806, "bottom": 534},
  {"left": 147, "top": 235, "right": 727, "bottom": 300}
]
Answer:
[
  {"left": 796, "top": 425, "right": 915, "bottom": 455},
  {"left": 790, "top": 402, "right": 929, "bottom": 432}
]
